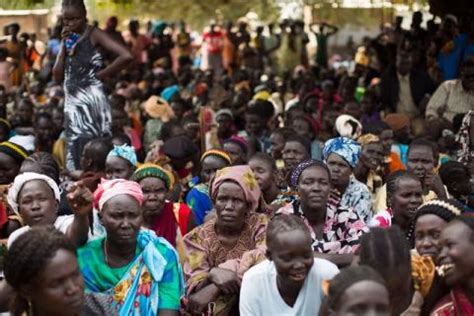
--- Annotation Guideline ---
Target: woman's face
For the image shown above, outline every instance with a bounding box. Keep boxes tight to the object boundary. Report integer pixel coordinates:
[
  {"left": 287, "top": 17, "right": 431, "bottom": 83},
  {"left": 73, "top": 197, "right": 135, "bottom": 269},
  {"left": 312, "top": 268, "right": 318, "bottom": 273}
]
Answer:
[
  {"left": 326, "top": 153, "right": 352, "bottom": 191},
  {"left": 437, "top": 221, "right": 474, "bottom": 287},
  {"left": 269, "top": 133, "right": 285, "bottom": 159},
  {"left": 201, "top": 156, "right": 228, "bottom": 185},
  {"left": 361, "top": 142, "right": 384, "bottom": 170},
  {"left": 214, "top": 181, "right": 248, "bottom": 231},
  {"left": 415, "top": 214, "right": 448, "bottom": 258},
  {"left": 249, "top": 158, "right": 274, "bottom": 192},
  {"left": 291, "top": 118, "right": 312, "bottom": 139},
  {"left": 379, "top": 129, "right": 394, "bottom": 156},
  {"left": 282, "top": 141, "right": 310, "bottom": 172},
  {"left": 0, "top": 152, "right": 20, "bottom": 184},
  {"left": 333, "top": 280, "right": 390, "bottom": 316},
  {"left": 18, "top": 180, "right": 58, "bottom": 227},
  {"left": 223, "top": 142, "right": 245, "bottom": 165},
  {"left": 298, "top": 165, "right": 331, "bottom": 212},
  {"left": 139, "top": 177, "right": 167, "bottom": 223},
  {"left": 390, "top": 178, "right": 423, "bottom": 229},
  {"left": 101, "top": 195, "right": 142, "bottom": 246},
  {"left": 407, "top": 146, "right": 435, "bottom": 183},
  {"left": 61, "top": 6, "right": 86, "bottom": 34},
  {"left": 269, "top": 229, "right": 314, "bottom": 287},
  {"left": 29, "top": 249, "right": 84, "bottom": 315},
  {"left": 105, "top": 156, "right": 134, "bottom": 180}
]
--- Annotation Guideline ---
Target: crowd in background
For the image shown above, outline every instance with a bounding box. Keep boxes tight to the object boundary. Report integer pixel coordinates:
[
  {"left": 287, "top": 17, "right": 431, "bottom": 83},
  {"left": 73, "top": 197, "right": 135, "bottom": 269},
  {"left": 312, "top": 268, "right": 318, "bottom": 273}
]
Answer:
[{"left": 0, "top": 0, "right": 473, "bottom": 315}]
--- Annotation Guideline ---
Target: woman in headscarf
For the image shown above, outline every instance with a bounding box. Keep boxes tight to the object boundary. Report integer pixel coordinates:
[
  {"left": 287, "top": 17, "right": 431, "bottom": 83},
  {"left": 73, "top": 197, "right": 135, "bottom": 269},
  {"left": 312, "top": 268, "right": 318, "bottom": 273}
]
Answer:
[
  {"left": 186, "top": 149, "right": 232, "bottom": 226},
  {"left": 183, "top": 165, "right": 268, "bottom": 315},
  {"left": 132, "top": 163, "right": 195, "bottom": 261},
  {"left": 105, "top": 144, "right": 137, "bottom": 180},
  {"left": 456, "top": 111, "right": 473, "bottom": 175},
  {"left": 6, "top": 172, "right": 91, "bottom": 248},
  {"left": 354, "top": 134, "right": 385, "bottom": 196},
  {"left": 323, "top": 137, "right": 373, "bottom": 223},
  {"left": 277, "top": 160, "right": 368, "bottom": 266},
  {"left": 77, "top": 178, "right": 184, "bottom": 316}
]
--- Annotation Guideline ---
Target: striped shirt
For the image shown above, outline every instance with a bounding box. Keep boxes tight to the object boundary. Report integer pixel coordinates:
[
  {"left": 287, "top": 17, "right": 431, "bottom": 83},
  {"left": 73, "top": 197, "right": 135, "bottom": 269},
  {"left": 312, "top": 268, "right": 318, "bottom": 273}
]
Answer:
[{"left": 426, "top": 79, "right": 474, "bottom": 122}]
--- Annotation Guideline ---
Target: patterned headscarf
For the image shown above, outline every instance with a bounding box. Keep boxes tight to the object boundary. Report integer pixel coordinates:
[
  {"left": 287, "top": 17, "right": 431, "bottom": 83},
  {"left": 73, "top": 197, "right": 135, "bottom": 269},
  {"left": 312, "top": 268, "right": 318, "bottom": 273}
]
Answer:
[
  {"left": 93, "top": 178, "right": 144, "bottom": 212},
  {"left": 132, "top": 163, "right": 175, "bottom": 190},
  {"left": 456, "top": 111, "right": 473, "bottom": 165},
  {"left": 335, "top": 114, "right": 362, "bottom": 139},
  {"left": 0, "top": 141, "right": 28, "bottom": 163},
  {"left": 358, "top": 134, "right": 380, "bottom": 147},
  {"left": 323, "top": 137, "right": 362, "bottom": 168},
  {"left": 200, "top": 149, "right": 232, "bottom": 165},
  {"left": 8, "top": 172, "right": 60, "bottom": 216},
  {"left": 210, "top": 165, "right": 262, "bottom": 213},
  {"left": 107, "top": 144, "right": 137, "bottom": 166},
  {"left": 290, "top": 159, "right": 330, "bottom": 188}
]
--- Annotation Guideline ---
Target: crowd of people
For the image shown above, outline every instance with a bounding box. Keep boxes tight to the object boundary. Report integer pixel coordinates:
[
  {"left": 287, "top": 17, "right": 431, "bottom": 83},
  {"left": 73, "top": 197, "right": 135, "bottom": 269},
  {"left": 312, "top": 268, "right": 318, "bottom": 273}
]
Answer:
[{"left": 0, "top": 0, "right": 473, "bottom": 314}]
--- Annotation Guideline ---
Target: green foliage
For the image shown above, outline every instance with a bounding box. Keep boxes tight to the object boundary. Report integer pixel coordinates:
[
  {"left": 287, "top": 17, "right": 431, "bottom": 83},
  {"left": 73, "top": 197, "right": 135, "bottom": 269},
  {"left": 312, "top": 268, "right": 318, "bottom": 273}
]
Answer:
[
  {"left": 87, "top": 0, "right": 279, "bottom": 29},
  {"left": 0, "top": 0, "right": 54, "bottom": 9}
]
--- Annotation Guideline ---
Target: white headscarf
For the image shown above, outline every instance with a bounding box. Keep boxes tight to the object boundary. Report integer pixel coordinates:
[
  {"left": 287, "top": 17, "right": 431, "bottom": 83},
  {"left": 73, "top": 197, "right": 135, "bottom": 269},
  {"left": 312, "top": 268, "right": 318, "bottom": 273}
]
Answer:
[{"left": 7, "top": 172, "right": 61, "bottom": 216}]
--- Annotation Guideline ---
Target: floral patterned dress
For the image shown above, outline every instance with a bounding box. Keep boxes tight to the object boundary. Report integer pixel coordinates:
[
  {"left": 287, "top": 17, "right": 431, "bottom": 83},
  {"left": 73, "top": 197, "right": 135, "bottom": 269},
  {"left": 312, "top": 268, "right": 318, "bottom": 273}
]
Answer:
[
  {"left": 183, "top": 212, "right": 268, "bottom": 315},
  {"left": 277, "top": 200, "right": 368, "bottom": 253},
  {"left": 78, "top": 230, "right": 184, "bottom": 316}
]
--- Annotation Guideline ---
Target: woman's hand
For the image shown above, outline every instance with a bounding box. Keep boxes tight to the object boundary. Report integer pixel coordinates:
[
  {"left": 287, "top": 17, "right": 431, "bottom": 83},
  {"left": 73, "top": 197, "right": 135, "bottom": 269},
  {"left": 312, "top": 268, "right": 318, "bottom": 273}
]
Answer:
[
  {"left": 66, "top": 181, "right": 93, "bottom": 216},
  {"left": 424, "top": 171, "right": 447, "bottom": 199},
  {"left": 209, "top": 267, "right": 240, "bottom": 295},
  {"left": 61, "top": 27, "right": 71, "bottom": 41},
  {"left": 187, "top": 284, "right": 219, "bottom": 315}
]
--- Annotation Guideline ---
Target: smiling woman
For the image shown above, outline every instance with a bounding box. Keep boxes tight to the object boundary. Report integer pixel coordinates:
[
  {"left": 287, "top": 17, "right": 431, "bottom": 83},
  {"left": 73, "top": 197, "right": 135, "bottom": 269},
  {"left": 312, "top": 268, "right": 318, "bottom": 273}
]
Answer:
[
  {"left": 430, "top": 215, "right": 474, "bottom": 315},
  {"left": 239, "top": 214, "right": 339, "bottom": 316}
]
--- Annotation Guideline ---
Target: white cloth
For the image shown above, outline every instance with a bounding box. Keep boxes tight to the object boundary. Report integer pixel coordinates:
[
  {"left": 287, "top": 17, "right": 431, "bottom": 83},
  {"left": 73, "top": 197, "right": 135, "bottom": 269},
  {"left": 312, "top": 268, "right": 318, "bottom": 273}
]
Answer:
[
  {"left": 7, "top": 215, "right": 74, "bottom": 248},
  {"left": 7, "top": 172, "right": 61, "bottom": 216},
  {"left": 240, "top": 258, "right": 339, "bottom": 316},
  {"left": 9, "top": 135, "right": 35, "bottom": 152}
]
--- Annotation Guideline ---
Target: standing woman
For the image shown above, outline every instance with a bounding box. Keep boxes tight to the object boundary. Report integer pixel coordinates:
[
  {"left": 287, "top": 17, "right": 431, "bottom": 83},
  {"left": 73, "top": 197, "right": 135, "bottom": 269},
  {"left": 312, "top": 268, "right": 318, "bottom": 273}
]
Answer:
[{"left": 53, "top": 0, "right": 133, "bottom": 171}]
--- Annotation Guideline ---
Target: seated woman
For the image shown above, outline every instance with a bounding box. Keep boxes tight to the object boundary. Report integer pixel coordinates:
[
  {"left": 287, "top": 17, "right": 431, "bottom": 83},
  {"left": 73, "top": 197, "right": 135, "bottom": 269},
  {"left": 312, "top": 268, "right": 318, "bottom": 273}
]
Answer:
[
  {"left": 353, "top": 134, "right": 385, "bottom": 196},
  {"left": 409, "top": 199, "right": 464, "bottom": 257},
  {"left": 78, "top": 179, "right": 183, "bottom": 315},
  {"left": 323, "top": 136, "right": 373, "bottom": 223},
  {"left": 370, "top": 171, "right": 423, "bottom": 237},
  {"left": 105, "top": 144, "right": 137, "bottom": 180},
  {"left": 277, "top": 160, "right": 368, "bottom": 266},
  {"left": 248, "top": 153, "right": 296, "bottom": 214},
  {"left": 6, "top": 172, "right": 90, "bottom": 248},
  {"left": 222, "top": 135, "right": 248, "bottom": 166},
  {"left": 0, "top": 141, "right": 28, "bottom": 236},
  {"left": 323, "top": 266, "right": 390, "bottom": 316},
  {"left": 359, "top": 226, "right": 432, "bottom": 315},
  {"left": 184, "top": 165, "right": 268, "bottom": 315},
  {"left": 3, "top": 226, "right": 114, "bottom": 315},
  {"left": 132, "top": 163, "right": 195, "bottom": 260},
  {"left": 429, "top": 215, "right": 474, "bottom": 315},
  {"left": 186, "top": 149, "right": 231, "bottom": 226},
  {"left": 240, "top": 214, "right": 339, "bottom": 315}
]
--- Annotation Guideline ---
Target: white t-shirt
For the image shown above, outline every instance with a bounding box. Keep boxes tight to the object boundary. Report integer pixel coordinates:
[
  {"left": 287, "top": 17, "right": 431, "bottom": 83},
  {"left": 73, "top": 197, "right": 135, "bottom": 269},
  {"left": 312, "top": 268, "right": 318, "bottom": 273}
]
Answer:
[
  {"left": 7, "top": 215, "right": 74, "bottom": 248},
  {"left": 240, "top": 258, "right": 339, "bottom": 316}
]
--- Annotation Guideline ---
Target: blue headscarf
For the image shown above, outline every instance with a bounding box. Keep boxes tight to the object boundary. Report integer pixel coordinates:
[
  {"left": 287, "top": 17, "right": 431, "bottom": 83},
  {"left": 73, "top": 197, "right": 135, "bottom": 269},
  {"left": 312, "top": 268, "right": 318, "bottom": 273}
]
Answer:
[
  {"left": 160, "top": 85, "right": 180, "bottom": 102},
  {"left": 323, "top": 137, "right": 361, "bottom": 168},
  {"left": 107, "top": 144, "right": 137, "bottom": 166}
]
